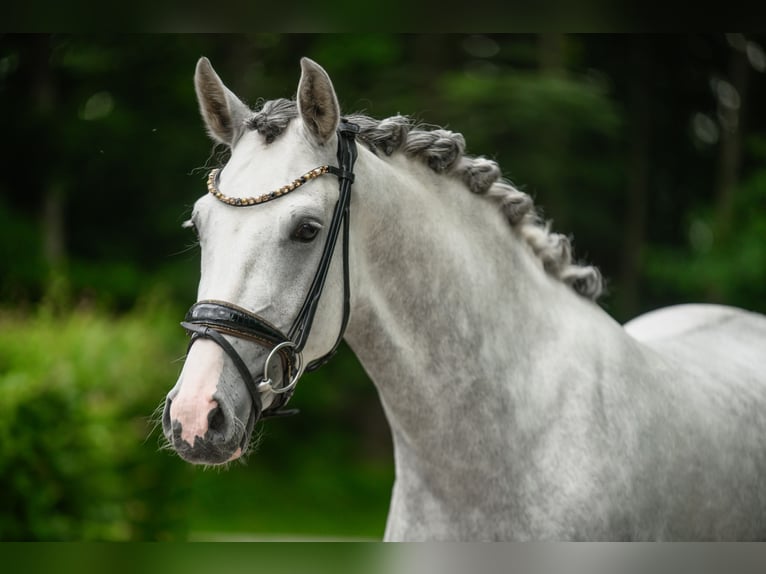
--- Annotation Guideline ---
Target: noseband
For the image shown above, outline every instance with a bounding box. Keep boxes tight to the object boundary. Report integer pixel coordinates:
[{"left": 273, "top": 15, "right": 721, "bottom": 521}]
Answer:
[{"left": 181, "top": 119, "right": 359, "bottom": 419}]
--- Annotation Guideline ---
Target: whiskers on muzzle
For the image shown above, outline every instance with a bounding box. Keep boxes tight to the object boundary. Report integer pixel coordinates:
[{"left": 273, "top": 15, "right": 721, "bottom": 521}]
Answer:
[{"left": 149, "top": 398, "right": 176, "bottom": 453}]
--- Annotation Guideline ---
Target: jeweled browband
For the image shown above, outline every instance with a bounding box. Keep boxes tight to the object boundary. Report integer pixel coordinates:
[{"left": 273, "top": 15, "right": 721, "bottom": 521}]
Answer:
[{"left": 206, "top": 165, "right": 333, "bottom": 206}]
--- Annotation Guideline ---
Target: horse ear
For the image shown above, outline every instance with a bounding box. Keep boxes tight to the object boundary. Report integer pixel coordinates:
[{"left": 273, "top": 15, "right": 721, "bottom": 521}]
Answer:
[
  {"left": 194, "top": 57, "right": 250, "bottom": 146},
  {"left": 297, "top": 57, "right": 340, "bottom": 144}
]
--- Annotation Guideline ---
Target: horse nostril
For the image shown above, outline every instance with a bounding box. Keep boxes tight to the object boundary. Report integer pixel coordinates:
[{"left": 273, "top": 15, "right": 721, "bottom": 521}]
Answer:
[
  {"left": 171, "top": 419, "right": 184, "bottom": 442},
  {"left": 208, "top": 404, "right": 226, "bottom": 434}
]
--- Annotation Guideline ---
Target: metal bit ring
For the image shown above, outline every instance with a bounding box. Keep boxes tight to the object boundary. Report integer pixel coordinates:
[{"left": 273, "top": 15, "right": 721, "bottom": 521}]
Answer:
[{"left": 257, "top": 341, "right": 304, "bottom": 395}]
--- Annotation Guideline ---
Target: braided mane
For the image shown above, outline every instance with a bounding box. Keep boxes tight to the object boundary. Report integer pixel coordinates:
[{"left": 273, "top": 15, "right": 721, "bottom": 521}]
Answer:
[{"left": 246, "top": 99, "right": 604, "bottom": 300}]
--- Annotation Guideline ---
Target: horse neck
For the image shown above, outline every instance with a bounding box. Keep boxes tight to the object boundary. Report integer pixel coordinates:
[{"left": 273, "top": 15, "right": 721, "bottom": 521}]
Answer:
[{"left": 345, "top": 148, "right": 633, "bottom": 463}]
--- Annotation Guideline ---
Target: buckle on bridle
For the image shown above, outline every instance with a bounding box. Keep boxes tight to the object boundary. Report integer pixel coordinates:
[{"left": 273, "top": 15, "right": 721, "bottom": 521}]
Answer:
[
  {"left": 326, "top": 165, "right": 355, "bottom": 182},
  {"left": 338, "top": 118, "right": 360, "bottom": 134}
]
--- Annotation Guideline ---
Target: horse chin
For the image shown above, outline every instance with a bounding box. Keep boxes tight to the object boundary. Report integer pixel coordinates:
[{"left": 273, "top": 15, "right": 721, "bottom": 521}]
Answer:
[
  {"left": 174, "top": 441, "right": 238, "bottom": 466},
  {"left": 173, "top": 425, "right": 251, "bottom": 466}
]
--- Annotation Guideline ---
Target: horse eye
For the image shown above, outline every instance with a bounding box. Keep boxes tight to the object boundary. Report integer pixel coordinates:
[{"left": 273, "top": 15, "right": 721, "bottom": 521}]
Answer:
[{"left": 292, "top": 221, "right": 321, "bottom": 243}]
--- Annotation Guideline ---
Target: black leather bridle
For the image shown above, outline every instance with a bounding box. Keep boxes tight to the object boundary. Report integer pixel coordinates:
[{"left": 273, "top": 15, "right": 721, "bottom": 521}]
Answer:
[{"left": 181, "top": 119, "right": 359, "bottom": 420}]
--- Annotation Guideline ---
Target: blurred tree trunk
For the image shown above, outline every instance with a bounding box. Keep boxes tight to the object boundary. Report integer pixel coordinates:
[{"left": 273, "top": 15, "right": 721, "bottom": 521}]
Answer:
[
  {"left": 536, "top": 33, "right": 567, "bottom": 222},
  {"left": 28, "top": 35, "right": 67, "bottom": 278},
  {"left": 414, "top": 34, "right": 450, "bottom": 99},
  {"left": 706, "top": 37, "right": 749, "bottom": 301},
  {"left": 714, "top": 38, "right": 748, "bottom": 241},
  {"left": 617, "top": 37, "right": 651, "bottom": 320},
  {"left": 42, "top": 184, "right": 66, "bottom": 269},
  {"left": 538, "top": 33, "right": 565, "bottom": 74}
]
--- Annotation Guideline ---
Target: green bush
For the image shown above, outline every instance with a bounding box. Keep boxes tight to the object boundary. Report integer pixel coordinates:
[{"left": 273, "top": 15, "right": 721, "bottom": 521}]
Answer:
[{"left": 0, "top": 297, "right": 192, "bottom": 540}]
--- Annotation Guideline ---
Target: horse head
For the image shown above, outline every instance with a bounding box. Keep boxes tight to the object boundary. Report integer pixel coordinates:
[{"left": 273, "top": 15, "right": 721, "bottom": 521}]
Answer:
[{"left": 162, "top": 57, "right": 353, "bottom": 464}]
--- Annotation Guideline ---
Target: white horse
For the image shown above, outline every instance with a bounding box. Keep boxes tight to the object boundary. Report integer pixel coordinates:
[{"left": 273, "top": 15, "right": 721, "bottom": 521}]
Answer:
[{"left": 162, "top": 56, "right": 766, "bottom": 541}]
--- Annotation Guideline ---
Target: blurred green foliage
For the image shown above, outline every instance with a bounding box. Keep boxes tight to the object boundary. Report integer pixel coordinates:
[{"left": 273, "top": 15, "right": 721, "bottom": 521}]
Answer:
[
  {"left": 646, "top": 138, "right": 766, "bottom": 307},
  {"left": 0, "top": 296, "right": 190, "bottom": 540},
  {"left": 0, "top": 34, "right": 765, "bottom": 540}
]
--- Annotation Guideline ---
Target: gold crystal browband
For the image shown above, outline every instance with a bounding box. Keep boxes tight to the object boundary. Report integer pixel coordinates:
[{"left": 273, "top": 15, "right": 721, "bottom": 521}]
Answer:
[{"left": 206, "top": 166, "right": 333, "bottom": 207}]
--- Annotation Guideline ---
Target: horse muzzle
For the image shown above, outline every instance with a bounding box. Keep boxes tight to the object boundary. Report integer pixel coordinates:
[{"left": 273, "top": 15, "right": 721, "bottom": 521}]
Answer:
[{"left": 164, "top": 399, "right": 253, "bottom": 465}]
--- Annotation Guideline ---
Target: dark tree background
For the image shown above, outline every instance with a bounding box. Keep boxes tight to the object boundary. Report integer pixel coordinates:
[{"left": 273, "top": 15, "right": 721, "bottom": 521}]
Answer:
[{"left": 1, "top": 34, "right": 764, "bottom": 540}]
